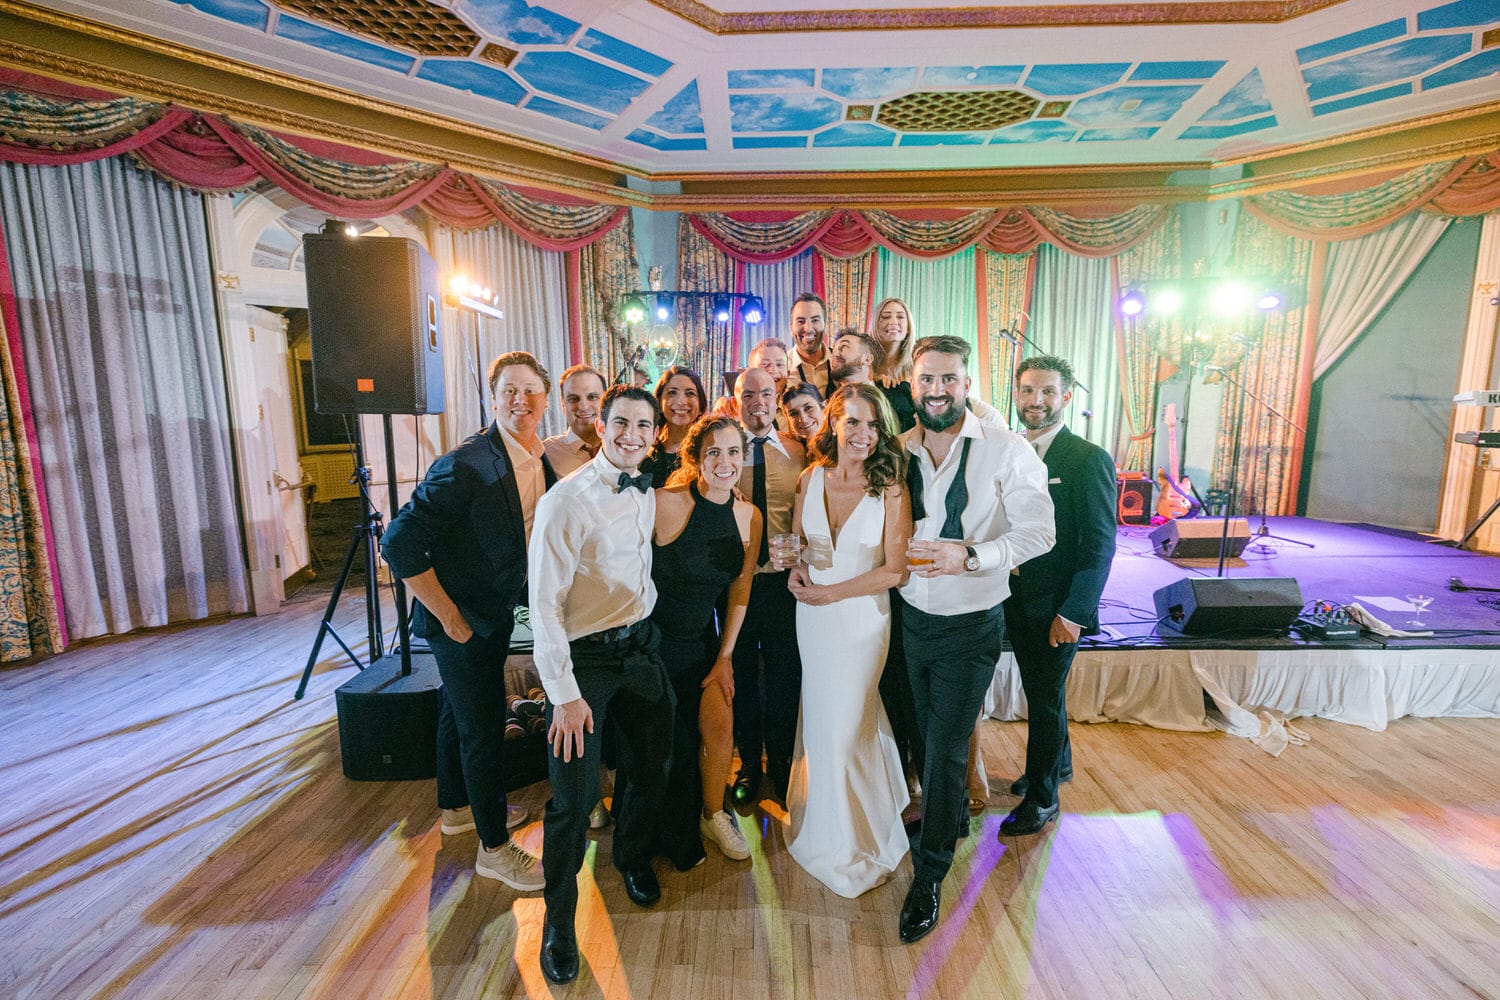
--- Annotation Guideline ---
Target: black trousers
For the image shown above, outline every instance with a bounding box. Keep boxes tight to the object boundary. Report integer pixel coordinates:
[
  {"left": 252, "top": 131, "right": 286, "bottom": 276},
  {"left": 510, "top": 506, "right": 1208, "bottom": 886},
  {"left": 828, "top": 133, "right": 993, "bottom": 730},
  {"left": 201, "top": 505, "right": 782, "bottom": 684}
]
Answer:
[
  {"left": 901, "top": 596, "right": 1006, "bottom": 884},
  {"left": 541, "top": 621, "right": 673, "bottom": 931},
  {"left": 879, "top": 595, "right": 924, "bottom": 781},
  {"left": 1003, "top": 602, "right": 1077, "bottom": 809},
  {"left": 731, "top": 571, "right": 802, "bottom": 795},
  {"left": 653, "top": 634, "right": 714, "bottom": 871},
  {"left": 431, "top": 618, "right": 515, "bottom": 850}
]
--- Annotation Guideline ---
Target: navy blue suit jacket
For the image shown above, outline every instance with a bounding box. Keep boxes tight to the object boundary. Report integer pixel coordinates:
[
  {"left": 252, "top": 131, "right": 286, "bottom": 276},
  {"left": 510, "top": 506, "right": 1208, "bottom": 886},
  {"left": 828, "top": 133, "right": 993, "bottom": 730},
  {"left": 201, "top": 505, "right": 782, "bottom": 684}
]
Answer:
[
  {"left": 381, "top": 423, "right": 555, "bottom": 640},
  {"left": 1007, "top": 425, "right": 1117, "bottom": 634}
]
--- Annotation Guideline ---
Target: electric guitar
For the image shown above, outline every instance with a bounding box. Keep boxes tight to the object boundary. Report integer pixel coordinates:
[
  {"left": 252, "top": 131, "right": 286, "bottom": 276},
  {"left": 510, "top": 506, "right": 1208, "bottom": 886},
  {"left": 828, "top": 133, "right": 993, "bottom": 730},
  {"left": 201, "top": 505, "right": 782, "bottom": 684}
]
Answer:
[{"left": 1155, "top": 403, "right": 1201, "bottom": 519}]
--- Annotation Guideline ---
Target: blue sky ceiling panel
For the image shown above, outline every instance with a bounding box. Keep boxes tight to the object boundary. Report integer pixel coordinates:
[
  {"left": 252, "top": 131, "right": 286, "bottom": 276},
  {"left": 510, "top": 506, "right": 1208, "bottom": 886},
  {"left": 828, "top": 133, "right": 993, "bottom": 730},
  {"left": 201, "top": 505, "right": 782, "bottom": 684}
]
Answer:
[
  {"left": 1422, "top": 48, "right": 1500, "bottom": 90},
  {"left": 1129, "top": 61, "right": 1225, "bottom": 81},
  {"left": 730, "top": 93, "right": 842, "bottom": 133},
  {"left": 626, "top": 129, "right": 707, "bottom": 151},
  {"left": 647, "top": 82, "right": 705, "bottom": 135},
  {"left": 416, "top": 59, "right": 526, "bottom": 104},
  {"left": 821, "top": 67, "right": 919, "bottom": 100},
  {"left": 274, "top": 15, "right": 416, "bottom": 73},
  {"left": 463, "top": 0, "right": 579, "bottom": 46},
  {"left": 728, "top": 69, "right": 817, "bottom": 90},
  {"left": 813, "top": 123, "right": 898, "bottom": 147},
  {"left": 1067, "top": 85, "right": 1202, "bottom": 124},
  {"left": 1417, "top": 0, "right": 1500, "bottom": 32},
  {"left": 577, "top": 28, "right": 673, "bottom": 78},
  {"left": 1303, "top": 35, "right": 1475, "bottom": 101},
  {"left": 522, "top": 96, "right": 610, "bottom": 130},
  {"left": 899, "top": 132, "right": 987, "bottom": 146},
  {"left": 920, "top": 66, "right": 1025, "bottom": 87},
  {"left": 1179, "top": 115, "right": 1280, "bottom": 140},
  {"left": 733, "top": 135, "right": 809, "bottom": 149},
  {"left": 1312, "top": 82, "right": 1414, "bottom": 117},
  {"left": 1199, "top": 69, "right": 1273, "bottom": 123},
  {"left": 1023, "top": 63, "right": 1131, "bottom": 95},
  {"left": 175, "top": 0, "right": 269, "bottom": 30},
  {"left": 988, "top": 120, "right": 1079, "bottom": 144},
  {"left": 1296, "top": 19, "right": 1406, "bottom": 65},
  {"left": 511, "top": 51, "right": 653, "bottom": 114},
  {"left": 1078, "top": 126, "right": 1159, "bottom": 142}
]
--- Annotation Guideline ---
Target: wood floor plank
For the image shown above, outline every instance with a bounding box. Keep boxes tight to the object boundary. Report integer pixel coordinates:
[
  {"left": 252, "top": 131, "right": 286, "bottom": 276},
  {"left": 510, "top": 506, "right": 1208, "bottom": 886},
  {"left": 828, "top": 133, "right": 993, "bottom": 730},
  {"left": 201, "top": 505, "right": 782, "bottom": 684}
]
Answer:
[{"left": 1, "top": 594, "right": 1498, "bottom": 999}]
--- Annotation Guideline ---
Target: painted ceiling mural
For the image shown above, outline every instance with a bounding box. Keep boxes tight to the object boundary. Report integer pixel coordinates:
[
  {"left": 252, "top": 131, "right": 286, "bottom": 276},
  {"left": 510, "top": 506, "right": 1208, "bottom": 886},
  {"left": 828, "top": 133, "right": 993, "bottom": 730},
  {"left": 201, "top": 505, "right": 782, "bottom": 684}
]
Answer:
[{"left": 54, "top": 0, "right": 1500, "bottom": 169}]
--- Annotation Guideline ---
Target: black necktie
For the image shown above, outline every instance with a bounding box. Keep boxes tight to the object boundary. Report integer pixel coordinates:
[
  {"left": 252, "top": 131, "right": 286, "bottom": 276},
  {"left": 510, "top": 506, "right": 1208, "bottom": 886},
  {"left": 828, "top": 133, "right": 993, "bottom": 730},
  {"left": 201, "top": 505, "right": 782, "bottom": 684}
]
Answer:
[
  {"left": 907, "top": 437, "right": 972, "bottom": 540},
  {"left": 751, "top": 435, "right": 770, "bottom": 564},
  {"left": 617, "top": 471, "right": 652, "bottom": 494}
]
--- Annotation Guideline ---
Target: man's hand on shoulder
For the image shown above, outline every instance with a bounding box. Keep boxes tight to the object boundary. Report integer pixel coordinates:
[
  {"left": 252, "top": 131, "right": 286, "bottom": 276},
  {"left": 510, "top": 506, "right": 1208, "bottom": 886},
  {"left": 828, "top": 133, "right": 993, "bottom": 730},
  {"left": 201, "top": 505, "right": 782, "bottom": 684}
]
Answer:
[{"left": 549, "top": 697, "right": 594, "bottom": 762}]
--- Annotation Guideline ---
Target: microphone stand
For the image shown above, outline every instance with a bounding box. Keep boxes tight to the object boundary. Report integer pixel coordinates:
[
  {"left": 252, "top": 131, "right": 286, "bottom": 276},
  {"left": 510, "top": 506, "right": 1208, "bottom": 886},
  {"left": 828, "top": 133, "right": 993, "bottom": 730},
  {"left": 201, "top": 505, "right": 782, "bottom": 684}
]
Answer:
[{"left": 1207, "top": 364, "right": 1314, "bottom": 551}]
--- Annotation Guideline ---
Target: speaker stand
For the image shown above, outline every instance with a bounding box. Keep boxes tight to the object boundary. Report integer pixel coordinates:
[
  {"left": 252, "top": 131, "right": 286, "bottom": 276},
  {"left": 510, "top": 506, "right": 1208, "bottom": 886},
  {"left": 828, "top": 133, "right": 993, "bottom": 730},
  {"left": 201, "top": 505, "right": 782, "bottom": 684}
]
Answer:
[{"left": 295, "top": 421, "right": 388, "bottom": 699}]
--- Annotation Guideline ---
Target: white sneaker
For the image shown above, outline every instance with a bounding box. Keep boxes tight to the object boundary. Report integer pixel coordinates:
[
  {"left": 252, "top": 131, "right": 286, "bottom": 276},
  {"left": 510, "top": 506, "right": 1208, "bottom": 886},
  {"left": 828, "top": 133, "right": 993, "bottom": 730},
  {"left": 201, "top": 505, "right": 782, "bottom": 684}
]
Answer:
[
  {"left": 700, "top": 809, "right": 751, "bottom": 861},
  {"left": 475, "top": 840, "right": 545, "bottom": 891},
  {"left": 440, "top": 806, "right": 475, "bottom": 835},
  {"left": 507, "top": 803, "right": 530, "bottom": 829}
]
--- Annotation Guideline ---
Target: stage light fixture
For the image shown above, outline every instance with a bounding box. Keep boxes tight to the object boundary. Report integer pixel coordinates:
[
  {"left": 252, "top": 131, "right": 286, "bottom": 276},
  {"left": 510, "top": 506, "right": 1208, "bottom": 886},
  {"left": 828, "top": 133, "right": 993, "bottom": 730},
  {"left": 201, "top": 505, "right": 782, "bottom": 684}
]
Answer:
[
  {"left": 1255, "top": 289, "right": 1283, "bottom": 311},
  {"left": 621, "top": 293, "right": 647, "bottom": 325},
  {"left": 653, "top": 294, "right": 674, "bottom": 323},
  {"left": 1119, "top": 288, "right": 1146, "bottom": 318},
  {"left": 1209, "top": 280, "right": 1252, "bottom": 316},
  {"left": 740, "top": 295, "right": 765, "bottom": 326},
  {"left": 344, "top": 224, "right": 359, "bottom": 237},
  {"left": 712, "top": 294, "right": 733, "bottom": 324},
  {"left": 450, "top": 275, "right": 468, "bottom": 294}
]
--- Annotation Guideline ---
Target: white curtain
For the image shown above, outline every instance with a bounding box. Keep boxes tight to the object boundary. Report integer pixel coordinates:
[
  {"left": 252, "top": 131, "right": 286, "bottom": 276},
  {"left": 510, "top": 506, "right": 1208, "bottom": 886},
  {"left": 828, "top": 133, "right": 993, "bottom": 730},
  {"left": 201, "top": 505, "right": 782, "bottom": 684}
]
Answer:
[
  {"left": 1027, "top": 244, "right": 1121, "bottom": 457},
  {"left": 739, "top": 249, "right": 815, "bottom": 360},
  {"left": 871, "top": 245, "right": 979, "bottom": 371},
  {"left": 427, "top": 223, "right": 570, "bottom": 445},
  {"left": 1315, "top": 212, "right": 1451, "bottom": 378},
  {"left": 0, "top": 157, "right": 249, "bottom": 639}
]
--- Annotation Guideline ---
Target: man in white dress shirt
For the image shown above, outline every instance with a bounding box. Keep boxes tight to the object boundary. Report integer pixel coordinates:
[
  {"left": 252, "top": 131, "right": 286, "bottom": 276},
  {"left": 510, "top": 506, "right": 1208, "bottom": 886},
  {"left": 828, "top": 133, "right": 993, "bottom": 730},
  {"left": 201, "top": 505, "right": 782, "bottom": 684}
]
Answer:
[
  {"left": 528, "top": 384, "right": 674, "bottom": 985},
  {"left": 542, "top": 363, "right": 606, "bottom": 478},
  {"left": 895, "top": 335, "right": 1056, "bottom": 945}
]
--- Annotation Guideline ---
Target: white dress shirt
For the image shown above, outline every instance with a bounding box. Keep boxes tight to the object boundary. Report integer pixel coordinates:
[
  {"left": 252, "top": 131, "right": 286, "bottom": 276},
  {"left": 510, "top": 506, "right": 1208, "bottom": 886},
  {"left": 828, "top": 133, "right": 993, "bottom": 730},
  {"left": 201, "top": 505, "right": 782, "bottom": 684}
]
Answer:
[
  {"left": 497, "top": 423, "right": 545, "bottom": 545},
  {"left": 1029, "top": 422, "right": 1065, "bottom": 460},
  {"left": 542, "top": 429, "right": 596, "bottom": 478},
  {"left": 527, "top": 451, "right": 657, "bottom": 705},
  {"left": 899, "top": 409, "right": 1056, "bottom": 615}
]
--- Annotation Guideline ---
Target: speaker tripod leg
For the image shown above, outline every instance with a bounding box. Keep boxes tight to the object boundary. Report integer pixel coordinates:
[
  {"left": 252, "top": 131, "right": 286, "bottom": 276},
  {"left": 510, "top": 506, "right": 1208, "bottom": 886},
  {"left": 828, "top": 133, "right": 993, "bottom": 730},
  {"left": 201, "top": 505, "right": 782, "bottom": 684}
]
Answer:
[{"left": 294, "top": 523, "right": 369, "bottom": 700}]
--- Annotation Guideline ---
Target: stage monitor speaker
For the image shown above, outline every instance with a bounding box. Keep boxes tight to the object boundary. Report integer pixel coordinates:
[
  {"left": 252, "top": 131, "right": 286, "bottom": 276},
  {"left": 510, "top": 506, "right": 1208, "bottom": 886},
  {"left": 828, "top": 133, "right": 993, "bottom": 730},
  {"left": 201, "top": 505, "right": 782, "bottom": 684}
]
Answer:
[
  {"left": 1117, "top": 478, "right": 1153, "bottom": 526},
  {"left": 335, "top": 652, "right": 441, "bottom": 781},
  {"left": 304, "top": 232, "right": 445, "bottom": 415},
  {"left": 1153, "top": 576, "right": 1303, "bottom": 635},
  {"left": 1150, "top": 517, "right": 1250, "bottom": 559}
]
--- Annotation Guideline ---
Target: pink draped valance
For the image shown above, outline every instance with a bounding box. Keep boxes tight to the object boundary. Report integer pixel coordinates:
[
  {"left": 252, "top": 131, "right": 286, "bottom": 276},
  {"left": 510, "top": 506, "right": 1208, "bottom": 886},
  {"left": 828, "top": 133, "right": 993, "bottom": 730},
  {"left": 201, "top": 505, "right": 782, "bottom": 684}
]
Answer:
[
  {"left": 0, "top": 70, "right": 627, "bottom": 249},
  {"left": 688, "top": 203, "right": 1171, "bottom": 262}
]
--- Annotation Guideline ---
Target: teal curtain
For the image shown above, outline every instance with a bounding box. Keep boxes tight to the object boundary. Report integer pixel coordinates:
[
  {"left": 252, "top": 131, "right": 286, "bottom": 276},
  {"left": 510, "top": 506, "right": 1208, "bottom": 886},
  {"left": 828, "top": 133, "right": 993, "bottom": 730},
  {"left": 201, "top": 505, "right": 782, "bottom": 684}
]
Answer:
[{"left": 871, "top": 246, "right": 980, "bottom": 381}]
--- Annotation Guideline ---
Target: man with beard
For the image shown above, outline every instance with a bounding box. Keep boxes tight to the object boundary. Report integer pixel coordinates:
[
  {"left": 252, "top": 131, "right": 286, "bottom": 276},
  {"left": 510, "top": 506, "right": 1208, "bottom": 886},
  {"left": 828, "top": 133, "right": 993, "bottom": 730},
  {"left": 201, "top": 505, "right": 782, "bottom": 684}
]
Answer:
[
  {"left": 1001, "top": 355, "right": 1115, "bottom": 836},
  {"left": 895, "top": 335, "right": 1055, "bottom": 945},
  {"left": 543, "top": 363, "right": 606, "bottom": 477},
  {"left": 381, "top": 352, "right": 556, "bottom": 892},
  {"left": 787, "top": 293, "right": 832, "bottom": 397},
  {"left": 529, "top": 385, "right": 675, "bottom": 985},
  {"left": 729, "top": 365, "right": 807, "bottom": 805},
  {"left": 830, "top": 327, "right": 917, "bottom": 433}
]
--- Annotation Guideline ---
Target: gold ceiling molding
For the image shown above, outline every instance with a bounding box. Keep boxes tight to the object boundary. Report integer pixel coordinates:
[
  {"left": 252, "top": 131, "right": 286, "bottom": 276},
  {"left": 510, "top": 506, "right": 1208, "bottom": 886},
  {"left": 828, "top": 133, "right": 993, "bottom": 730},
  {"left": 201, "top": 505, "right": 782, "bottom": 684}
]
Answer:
[{"left": 647, "top": 0, "right": 1348, "bottom": 34}]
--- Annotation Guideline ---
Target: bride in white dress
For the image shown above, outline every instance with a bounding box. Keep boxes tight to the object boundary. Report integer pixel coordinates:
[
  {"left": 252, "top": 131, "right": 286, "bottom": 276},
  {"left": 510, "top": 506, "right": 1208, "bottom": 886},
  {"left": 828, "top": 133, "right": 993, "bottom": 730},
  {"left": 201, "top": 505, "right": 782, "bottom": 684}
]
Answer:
[{"left": 784, "top": 382, "right": 913, "bottom": 898}]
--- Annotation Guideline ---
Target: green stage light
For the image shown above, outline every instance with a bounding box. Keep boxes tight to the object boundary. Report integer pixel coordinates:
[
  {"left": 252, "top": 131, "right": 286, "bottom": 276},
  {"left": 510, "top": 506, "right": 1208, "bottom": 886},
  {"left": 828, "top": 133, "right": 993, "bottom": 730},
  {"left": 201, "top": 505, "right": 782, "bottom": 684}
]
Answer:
[
  {"left": 1209, "top": 280, "right": 1252, "bottom": 316},
  {"left": 1153, "top": 287, "right": 1183, "bottom": 316},
  {"left": 621, "top": 293, "right": 647, "bottom": 325}
]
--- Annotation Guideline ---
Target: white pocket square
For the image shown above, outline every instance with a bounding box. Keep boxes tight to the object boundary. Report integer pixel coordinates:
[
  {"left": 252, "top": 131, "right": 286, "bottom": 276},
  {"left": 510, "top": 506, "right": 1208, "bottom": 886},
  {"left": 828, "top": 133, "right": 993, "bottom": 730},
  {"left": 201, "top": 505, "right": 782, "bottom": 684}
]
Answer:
[{"left": 1048, "top": 477, "right": 1062, "bottom": 484}]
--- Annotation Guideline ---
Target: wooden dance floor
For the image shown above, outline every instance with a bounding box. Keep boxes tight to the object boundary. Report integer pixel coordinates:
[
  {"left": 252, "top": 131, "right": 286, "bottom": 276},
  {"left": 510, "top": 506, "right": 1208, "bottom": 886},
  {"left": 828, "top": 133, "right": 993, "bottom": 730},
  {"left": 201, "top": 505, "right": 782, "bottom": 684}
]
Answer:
[{"left": 1, "top": 578, "right": 1498, "bottom": 998}]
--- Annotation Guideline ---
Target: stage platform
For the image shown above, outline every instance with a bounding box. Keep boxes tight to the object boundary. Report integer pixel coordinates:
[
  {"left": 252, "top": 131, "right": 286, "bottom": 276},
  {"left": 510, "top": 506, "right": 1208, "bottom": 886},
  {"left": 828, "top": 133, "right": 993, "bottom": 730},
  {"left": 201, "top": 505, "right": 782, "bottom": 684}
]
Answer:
[{"left": 986, "top": 517, "right": 1500, "bottom": 736}]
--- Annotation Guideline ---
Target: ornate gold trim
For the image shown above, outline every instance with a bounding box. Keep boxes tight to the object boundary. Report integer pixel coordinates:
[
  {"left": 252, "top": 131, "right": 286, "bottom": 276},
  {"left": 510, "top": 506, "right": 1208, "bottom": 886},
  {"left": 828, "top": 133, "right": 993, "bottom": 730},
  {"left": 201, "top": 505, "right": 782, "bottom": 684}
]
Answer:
[{"left": 647, "top": 0, "right": 1348, "bottom": 34}]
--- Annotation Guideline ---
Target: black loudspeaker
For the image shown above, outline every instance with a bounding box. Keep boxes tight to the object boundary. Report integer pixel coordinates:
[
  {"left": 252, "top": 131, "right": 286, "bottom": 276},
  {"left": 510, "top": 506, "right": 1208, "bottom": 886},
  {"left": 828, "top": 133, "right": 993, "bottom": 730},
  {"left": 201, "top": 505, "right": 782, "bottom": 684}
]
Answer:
[
  {"left": 1153, "top": 576, "right": 1303, "bottom": 635},
  {"left": 304, "top": 232, "right": 445, "bottom": 415},
  {"left": 335, "top": 653, "right": 441, "bottom": 780},
  {"left": 1150, "top": 517, "right": 1251, "bottom": 558},
  {"left": 1117, "top": 477, "right": 1153, "bottom": 525}
]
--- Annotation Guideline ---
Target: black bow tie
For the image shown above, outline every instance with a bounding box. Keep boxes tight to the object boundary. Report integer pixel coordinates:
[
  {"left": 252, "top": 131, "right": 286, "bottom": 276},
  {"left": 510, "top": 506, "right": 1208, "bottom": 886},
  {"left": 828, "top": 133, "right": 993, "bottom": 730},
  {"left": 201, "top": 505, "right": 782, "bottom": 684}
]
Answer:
[{"left": 617, "top": 471, "right": 652, "bottom": 494}]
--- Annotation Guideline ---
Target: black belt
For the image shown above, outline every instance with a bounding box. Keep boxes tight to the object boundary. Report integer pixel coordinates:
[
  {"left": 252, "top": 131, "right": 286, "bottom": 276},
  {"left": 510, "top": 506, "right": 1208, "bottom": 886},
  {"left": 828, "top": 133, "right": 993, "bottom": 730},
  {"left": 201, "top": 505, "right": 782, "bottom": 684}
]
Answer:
[{"left": 577, "top": 618, "right": 650, "bottom": 645}]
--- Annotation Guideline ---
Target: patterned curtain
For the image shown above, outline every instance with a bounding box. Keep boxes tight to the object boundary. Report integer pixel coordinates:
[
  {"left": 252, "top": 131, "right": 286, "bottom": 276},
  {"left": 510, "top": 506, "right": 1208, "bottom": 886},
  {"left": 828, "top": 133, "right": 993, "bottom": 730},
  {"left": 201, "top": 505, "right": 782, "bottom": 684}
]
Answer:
[
  {"left": 0, "top": 229, "right": 62, "bottom": 659},
  {"left": 576, "top": 213, "right": 641, "bottom": 384},
  {"left": 1113, "top": 208, "right": 1184, "bottom": 471},
  {"left": 740, "top": 250, "right": 816, "bottom": 356},
  {"left": 979, "top": 250, "right": 1033, "bottom": 412},
  {"left": 676, "top": 215, "right": 736, "bottom": 399},
  {"left": 818, "top": 248, "right": 877, "bottom": 332},
  {"left": 1028, "top": 245, "right": 1122, "bottom": 455},
  {"left": 1211, "top": 214, "right": 1317, "bottom": 517}
]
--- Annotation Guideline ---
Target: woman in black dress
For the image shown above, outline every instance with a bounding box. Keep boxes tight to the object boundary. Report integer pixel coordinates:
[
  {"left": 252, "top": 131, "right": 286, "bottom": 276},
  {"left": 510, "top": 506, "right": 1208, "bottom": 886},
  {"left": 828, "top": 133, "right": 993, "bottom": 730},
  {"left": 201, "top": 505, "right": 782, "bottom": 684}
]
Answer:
[
  {"left": 640, "top": 366, "right": 706, "bottom": 484},
  {"left": 650, "top": 415, "right": 762, "bottom": 869}
]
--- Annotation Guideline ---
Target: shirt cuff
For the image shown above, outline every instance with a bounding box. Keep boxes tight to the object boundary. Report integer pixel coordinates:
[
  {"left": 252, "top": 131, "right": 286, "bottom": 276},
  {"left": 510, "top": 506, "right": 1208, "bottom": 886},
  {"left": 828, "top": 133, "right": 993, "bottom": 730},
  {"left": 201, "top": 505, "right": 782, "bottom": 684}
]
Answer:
[
  {"left": 971, "top": 539, "right": 1005, "bottom": 572},
  {"left": 1057, "top": 614, "right": 1081, "bottom": 631},
  {"left": 540, "top": 668, "right": 582, "bottom": 707}
]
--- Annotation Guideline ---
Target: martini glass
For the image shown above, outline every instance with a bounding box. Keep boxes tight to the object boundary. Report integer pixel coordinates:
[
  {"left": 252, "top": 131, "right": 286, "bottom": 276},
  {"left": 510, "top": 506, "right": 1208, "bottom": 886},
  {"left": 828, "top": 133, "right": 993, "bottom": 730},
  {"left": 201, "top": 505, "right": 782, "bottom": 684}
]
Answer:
[{"left": 1405, "top": 594, "right": 1433, "bottom": 629}]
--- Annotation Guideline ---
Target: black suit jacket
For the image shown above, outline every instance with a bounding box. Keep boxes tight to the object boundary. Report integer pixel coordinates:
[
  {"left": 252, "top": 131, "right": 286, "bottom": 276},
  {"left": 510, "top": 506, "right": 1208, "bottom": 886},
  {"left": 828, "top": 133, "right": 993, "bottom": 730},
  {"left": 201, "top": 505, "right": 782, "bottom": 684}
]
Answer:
[
  {"left": 1007, "top": 425, "right": 1117, "bottom": 634},
  {"left": 381, "top": 423, "right": 555, "bottom": 640}
]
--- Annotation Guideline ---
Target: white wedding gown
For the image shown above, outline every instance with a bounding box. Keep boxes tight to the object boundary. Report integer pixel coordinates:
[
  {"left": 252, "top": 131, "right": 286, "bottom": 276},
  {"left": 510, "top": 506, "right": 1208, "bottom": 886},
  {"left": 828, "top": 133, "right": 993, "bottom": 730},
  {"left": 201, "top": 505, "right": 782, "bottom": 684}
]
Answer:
[{"left": 786, "top": 466, "right": 910, "bottom": 898}]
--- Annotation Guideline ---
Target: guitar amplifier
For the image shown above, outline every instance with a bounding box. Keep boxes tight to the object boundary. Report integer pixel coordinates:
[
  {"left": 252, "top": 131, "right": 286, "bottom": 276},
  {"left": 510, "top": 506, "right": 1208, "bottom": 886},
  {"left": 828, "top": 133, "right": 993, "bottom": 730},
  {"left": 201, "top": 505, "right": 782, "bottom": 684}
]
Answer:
[{"left": 1117, "top": 477, "right": 1153, "bottom": 525}]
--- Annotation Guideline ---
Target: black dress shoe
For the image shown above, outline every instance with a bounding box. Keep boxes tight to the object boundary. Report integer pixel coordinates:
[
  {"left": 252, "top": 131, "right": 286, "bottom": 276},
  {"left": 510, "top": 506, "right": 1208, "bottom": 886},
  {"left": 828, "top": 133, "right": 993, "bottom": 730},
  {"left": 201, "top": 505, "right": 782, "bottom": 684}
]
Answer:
[
  {"left": 540, "top": 924, "right": 579, "bottom": 984},
  {"left": 1008, "top": 764, "right": 1073, "bottom": 798},
  {"left": 1000, "top": 801, "right": 1060, "bottom": 836},
  {"left": 898, "top": 878, "right": 941, "bottom": 944},
  {"left": 620, "top": 866, "right": 661, "bottom": 907}
]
